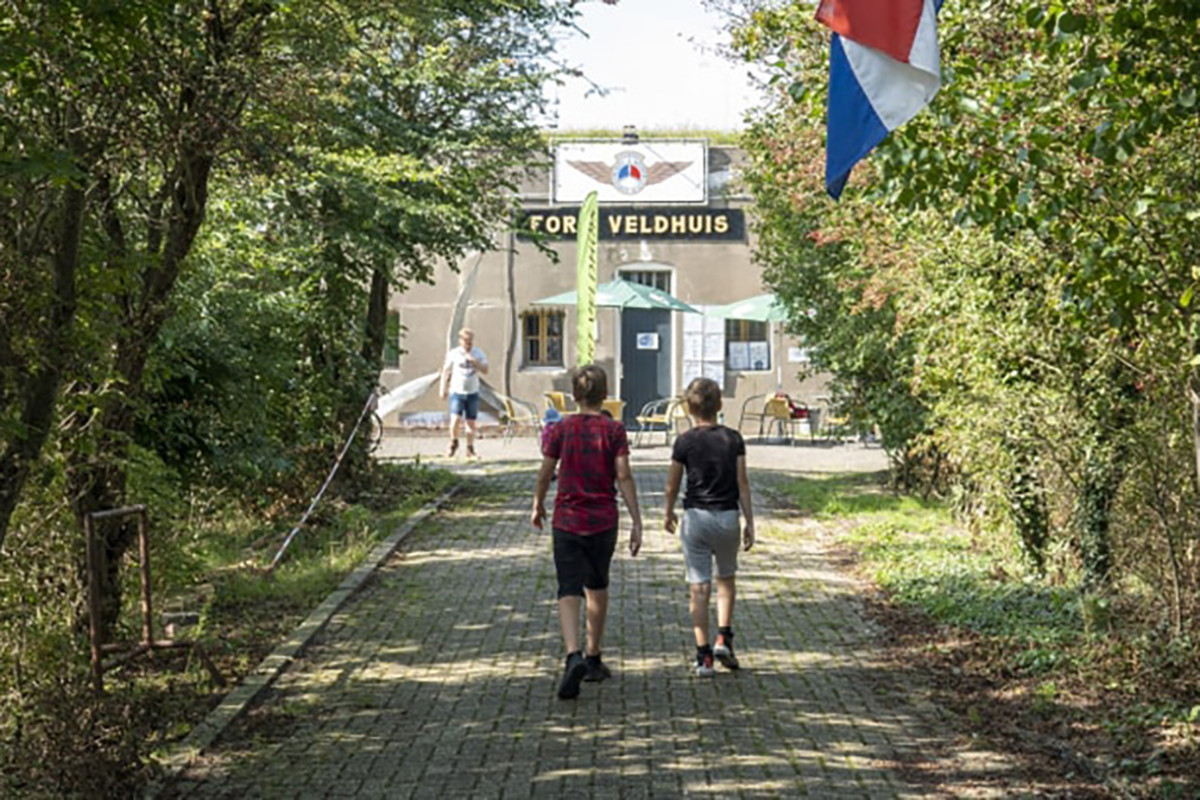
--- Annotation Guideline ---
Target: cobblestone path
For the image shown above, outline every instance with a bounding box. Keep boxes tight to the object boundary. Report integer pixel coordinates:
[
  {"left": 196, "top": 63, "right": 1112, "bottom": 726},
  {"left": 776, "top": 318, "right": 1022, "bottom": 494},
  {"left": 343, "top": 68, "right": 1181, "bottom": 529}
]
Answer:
[{"left": 168, "top": 466, "right": 1016, "bottom": 799}]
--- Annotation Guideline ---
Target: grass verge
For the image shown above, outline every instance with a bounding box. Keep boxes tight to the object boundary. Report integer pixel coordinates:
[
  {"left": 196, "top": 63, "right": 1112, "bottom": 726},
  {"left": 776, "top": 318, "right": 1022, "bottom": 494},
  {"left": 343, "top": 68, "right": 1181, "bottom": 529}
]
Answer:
[
  {"left": 772, "top": 472, "right": 1200, "bottom": 798},
  {"left": 129, "top": 462, "right": 456, "bottom": 777}
]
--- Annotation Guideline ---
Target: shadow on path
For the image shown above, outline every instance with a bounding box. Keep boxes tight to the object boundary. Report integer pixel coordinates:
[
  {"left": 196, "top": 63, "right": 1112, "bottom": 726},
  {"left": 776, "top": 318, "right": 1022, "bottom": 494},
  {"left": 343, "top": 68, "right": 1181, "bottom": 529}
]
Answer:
[{"left": 166, "top": 467, "right": 1029, "bottom": 799}]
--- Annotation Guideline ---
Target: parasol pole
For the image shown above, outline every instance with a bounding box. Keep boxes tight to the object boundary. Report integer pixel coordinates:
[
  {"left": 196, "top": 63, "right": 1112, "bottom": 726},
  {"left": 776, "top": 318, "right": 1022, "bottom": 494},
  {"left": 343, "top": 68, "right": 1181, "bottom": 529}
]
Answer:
[{"left": 776, "top": 322, "right": 783, "bottom": 392}]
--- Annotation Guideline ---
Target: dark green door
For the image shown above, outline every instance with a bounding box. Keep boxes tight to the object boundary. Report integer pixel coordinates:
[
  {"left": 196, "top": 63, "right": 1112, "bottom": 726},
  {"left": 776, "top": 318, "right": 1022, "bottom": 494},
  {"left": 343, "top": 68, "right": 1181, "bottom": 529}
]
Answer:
[{"left": 620, "top": 308, "right": 671, "bottom": 428}]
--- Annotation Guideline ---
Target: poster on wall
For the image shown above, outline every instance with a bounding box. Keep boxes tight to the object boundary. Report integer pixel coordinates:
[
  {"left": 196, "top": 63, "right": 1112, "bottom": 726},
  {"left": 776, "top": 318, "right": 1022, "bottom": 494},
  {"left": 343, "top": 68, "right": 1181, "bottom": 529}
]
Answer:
[
  {"left": 682, "top": 306, "right": 725, "bottom": 389},
  {"left": 702, "top": 362, "right": 725, "bottom": 384},
  {"left": 703, "top": 333, "right": 724, "bottom": 362},
  {"left": 727, "top": 342, "right": 750, "bottom": 371},
  {"left": 636, "top": 332, "right": 660, "bottom": 350},
  {"left": 748, "top": 341, "right": 770, "bottom": 371}
]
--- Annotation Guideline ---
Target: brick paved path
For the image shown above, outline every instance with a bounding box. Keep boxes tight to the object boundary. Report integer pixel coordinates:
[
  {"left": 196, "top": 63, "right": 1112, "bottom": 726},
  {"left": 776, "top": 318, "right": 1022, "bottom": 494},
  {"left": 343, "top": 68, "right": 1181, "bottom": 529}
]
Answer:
[{"left": 168, "top": 466, "right": 1018, "bottom": 799}]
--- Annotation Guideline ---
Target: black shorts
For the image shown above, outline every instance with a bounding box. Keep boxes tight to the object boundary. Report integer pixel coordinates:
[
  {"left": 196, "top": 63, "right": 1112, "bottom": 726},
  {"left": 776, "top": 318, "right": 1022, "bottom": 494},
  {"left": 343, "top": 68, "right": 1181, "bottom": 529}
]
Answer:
[{"left": 553, "top": 527, "right": 618, "bottom": 598}]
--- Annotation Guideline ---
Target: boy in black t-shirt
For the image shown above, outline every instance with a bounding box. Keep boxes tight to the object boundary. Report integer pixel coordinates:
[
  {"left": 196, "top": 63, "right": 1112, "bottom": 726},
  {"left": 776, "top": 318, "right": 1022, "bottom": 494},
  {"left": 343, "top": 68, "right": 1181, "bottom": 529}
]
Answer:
[{"left": 664, "top": 377, "right": 756, "bottom": 676}]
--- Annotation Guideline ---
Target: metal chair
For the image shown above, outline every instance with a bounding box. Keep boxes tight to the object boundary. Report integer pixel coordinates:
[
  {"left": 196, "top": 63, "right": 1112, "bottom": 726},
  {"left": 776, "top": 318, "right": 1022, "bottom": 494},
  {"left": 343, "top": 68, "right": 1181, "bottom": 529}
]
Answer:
[
  {"left": 601, "top": 398, "right": 625, "bottom": 422},
  {"left": 633, "top": 397, "right": 688, "bottom": 447},
  {"left": 821, "top": 407, "right": 851, "bottom": 442},
  {"left": 787, "top": 398, "right": 817, "bottom": 442},
  {"left": 543, "top": 391, "right": 574, "bottom": 414},
  {"left": 762, "top": 396, "right": 798, "bottom": 444},
  {"left": 736, "top": 393, "right": 767, "bottom": 438},
  {"left": 499, "top": 395, "right": 541, "bottom": 444}
]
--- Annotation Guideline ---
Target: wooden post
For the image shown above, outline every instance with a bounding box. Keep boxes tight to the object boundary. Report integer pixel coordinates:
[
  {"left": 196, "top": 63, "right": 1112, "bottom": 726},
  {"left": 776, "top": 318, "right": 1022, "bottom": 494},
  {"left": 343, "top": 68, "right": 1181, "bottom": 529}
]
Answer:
[
  {"left": 85, "top": 514, "right": 103, "bottom": 693},
  {"left": 138, "top": 510, "right": 152, "bottom": 646}
]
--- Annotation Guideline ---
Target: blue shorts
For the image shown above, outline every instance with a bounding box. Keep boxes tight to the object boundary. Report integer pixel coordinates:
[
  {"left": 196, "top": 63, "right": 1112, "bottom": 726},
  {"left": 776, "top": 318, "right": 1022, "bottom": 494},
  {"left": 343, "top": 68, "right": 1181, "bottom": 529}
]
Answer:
[{"left": 448, "top": 392, "right": 479, "bottom": 420}]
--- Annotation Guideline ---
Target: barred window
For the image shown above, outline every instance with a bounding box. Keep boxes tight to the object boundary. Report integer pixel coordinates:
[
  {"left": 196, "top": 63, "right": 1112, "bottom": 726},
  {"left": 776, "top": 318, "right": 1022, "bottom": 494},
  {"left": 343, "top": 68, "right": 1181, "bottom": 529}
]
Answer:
[
  {"left": 523, "top": 309, "right": 564, "bottom": 367},
  {"left": 620, "top": 270, "right": 671, "bottom": 291}
]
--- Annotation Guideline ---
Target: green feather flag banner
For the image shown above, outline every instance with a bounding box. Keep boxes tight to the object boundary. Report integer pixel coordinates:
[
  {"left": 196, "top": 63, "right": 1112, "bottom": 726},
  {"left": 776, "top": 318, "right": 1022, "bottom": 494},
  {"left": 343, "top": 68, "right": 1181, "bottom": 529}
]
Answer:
[{"left": 575, "top": 191, "right": 599, "bottom": 366}]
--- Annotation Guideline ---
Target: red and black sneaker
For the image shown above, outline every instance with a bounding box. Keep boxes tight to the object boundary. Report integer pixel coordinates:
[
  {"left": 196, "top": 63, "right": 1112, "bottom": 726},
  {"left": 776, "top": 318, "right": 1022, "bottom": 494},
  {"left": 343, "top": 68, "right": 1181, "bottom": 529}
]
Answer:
[{"left": 714, "top": 634, "right": 739, "bottom": 670}]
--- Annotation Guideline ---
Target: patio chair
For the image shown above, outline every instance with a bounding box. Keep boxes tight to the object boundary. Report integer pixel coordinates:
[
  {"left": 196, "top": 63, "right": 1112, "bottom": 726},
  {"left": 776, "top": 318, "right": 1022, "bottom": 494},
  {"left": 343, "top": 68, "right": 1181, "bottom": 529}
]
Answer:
[
  {"left": 543, "top": 391, "right": 575, "bottom": 415},
  {"left": 762, "top": 395, "right": 808, "bottom": 445},
  {"left": 498, "top": 395, "right": 541, "bottom": 444},
  {"left": 601, "top": 398, "right": 625, "bottom": 422},
  {"left": 736, "top": 393, "right": 768, "bottom": 438},
  {"left": 787, "top": 398, "right": 817, "bottom": 442},
  {"left": 633, "top": 397, "right": 689, "bottom": 447},
  {"left": 821, "top": 406, "right": 851, "bottom": 443}
]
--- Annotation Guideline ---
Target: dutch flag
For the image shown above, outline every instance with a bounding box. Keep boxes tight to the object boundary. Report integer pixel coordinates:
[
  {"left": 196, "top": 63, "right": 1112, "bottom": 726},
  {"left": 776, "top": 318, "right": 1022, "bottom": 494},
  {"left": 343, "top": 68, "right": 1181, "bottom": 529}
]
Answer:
[{"left": 817, "top": 0, "right": 942, "bottom": 199}]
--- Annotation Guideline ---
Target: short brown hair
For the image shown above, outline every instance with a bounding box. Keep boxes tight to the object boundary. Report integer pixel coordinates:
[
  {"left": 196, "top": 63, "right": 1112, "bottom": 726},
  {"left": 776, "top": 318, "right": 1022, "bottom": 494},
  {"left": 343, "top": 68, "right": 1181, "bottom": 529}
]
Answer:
[
  {"left": 571, "top": 364, "right": 608, "bottom": 407},
  {"left": 684, "top": 377, "right": 722, "bottom": 419}
]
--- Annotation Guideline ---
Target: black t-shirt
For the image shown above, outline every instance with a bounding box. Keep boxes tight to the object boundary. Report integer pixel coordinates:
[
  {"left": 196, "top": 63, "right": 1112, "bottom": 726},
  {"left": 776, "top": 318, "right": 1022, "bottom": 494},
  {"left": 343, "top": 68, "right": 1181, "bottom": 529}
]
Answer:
[{"left": 671, "top": 424, "right": 746, "bottom": 511}]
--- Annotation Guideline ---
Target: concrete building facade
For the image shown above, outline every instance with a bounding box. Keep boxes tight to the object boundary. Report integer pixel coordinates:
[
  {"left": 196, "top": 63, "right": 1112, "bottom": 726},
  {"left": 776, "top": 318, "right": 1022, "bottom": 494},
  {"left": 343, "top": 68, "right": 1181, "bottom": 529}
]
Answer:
[{"left": 380, "top": 138, "right": 827, "bottom": 432}]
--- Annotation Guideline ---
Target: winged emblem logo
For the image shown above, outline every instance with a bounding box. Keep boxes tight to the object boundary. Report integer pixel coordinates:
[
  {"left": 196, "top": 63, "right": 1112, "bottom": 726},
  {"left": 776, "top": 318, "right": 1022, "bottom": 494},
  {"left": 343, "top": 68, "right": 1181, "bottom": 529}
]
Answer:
[{"left": 567, "top": 150, "right": 693, "bottom": 195}]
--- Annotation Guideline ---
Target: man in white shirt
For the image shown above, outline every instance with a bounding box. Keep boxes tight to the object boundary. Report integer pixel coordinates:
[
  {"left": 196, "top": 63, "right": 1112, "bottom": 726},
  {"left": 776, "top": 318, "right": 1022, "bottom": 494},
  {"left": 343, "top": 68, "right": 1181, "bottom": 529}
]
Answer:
[{"left": 439, "top": 328, "right": 489, "bottom": 458}]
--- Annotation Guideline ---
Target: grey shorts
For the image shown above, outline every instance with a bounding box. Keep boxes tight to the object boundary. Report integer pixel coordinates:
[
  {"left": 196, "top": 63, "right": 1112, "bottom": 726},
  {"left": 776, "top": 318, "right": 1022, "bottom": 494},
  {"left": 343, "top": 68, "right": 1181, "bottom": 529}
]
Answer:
[{"left": 680, "top": 508, "right": 741, "bottom": 584}]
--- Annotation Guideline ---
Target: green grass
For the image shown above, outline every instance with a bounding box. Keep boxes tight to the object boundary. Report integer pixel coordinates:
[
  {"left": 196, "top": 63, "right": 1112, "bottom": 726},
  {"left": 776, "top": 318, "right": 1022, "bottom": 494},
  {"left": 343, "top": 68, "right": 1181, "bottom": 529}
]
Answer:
[
  {"left": 199, "top": 463, "right": 456, "bottom": 625},
  {"left": 779, "top": 471, "right": 948, "bottom": 524},
  {"left": 776, "top": 473, "right": 1200, "bottom": 792},
  {"left": 778, "top": 473, "right": 1083, "bottom": 650}
]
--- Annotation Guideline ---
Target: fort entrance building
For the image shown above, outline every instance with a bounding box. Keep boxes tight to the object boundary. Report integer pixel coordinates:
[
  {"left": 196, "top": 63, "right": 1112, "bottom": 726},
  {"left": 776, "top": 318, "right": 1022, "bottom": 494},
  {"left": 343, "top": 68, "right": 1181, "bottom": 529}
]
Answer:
[{"left": 380, "top": 136, "right": 827, "bottom": 432}]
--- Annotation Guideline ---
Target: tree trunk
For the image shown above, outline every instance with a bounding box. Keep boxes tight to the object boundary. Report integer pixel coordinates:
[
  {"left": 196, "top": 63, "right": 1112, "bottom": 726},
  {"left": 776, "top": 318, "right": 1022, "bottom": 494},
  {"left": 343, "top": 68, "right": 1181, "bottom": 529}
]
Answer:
[
  {"left": 361, "top": 267, "right": 389, "bottom": 371},
  {"left": 1190, "top": 370, "right": 1200, "bottom": 499},
  {"left": 0, "top": 171, "right": 84, "bottom": 553},
  {"left": 1078, "top": 448, "right": 1118, "bottom": 589},
  {"left": 505, "top": 226, "right": 517, "bottom": 398},
  {"left": 337, "top": 266, "right": 390, "bottom": 487},
  {"left": 1006, "top": 438, "right": 1049, "bottom": 575},
  {"left": 71, "top": 153, "right": 212, "bottom": 639}
]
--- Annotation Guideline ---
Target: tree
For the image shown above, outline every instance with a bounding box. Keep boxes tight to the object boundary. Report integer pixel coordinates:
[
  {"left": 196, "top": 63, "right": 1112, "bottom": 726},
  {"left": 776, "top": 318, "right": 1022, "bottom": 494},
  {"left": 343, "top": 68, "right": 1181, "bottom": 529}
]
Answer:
[
  {"left": 2, "top": 0, "right": 584, "bottom": 636},
  {"left": 267, "top": 1, "right": 574, "bottom": 481},
  {"left": 726, "top": 0, "right": 1200, "bottom": 602}
]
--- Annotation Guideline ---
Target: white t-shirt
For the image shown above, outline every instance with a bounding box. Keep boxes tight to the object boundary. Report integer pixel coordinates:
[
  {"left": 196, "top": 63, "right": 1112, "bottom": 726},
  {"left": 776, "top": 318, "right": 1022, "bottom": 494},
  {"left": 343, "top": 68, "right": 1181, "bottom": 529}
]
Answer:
[{"left": 444, "top": 346, "right": 487, "bottom": 395}]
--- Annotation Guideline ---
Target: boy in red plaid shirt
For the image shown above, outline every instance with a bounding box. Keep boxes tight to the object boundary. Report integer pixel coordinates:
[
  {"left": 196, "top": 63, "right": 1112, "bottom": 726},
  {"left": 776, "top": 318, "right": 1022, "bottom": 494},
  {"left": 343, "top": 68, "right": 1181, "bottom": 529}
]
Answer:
[{"left": 532, "top": 365, "right": 642, "bottom": 699}]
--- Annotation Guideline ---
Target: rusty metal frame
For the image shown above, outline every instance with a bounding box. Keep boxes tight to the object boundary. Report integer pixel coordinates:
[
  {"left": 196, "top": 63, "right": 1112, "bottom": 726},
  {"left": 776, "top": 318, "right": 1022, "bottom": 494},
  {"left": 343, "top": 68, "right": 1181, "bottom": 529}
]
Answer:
[{"left": 85, "top": 504, "right": 224, "bottom": 693}]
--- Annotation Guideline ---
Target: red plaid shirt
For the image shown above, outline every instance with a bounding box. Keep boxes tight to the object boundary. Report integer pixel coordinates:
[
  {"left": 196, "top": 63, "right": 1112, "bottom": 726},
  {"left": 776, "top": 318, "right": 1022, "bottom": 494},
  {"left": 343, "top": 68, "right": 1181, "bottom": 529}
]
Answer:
[{"left": 543, "top": 412, "right": 629, "bottom": 535}]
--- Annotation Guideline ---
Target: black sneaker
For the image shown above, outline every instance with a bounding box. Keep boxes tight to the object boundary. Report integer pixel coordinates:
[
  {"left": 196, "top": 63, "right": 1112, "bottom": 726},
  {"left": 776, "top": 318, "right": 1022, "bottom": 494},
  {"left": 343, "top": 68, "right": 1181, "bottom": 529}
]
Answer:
[
  {"left": 447, "top": 440, "right": 459, "bottom": 457},
  {"left": 694, "top": 651, "right": 715, "bottom": 677},
  {"left": 583, "top": 654, "right": 612, "bottom": 683},
  {"left": 714, "top": 634, "right": 739, "bottom": 670},
  {"left": 557, "top": 651, "right": 586, "bottom": 699}
]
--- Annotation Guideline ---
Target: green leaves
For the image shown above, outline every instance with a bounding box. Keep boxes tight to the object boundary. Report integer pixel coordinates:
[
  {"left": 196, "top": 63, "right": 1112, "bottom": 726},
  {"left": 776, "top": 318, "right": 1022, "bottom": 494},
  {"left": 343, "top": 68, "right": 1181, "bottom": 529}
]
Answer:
[
  {"left": 1055, "top": 10, "right": 1087, "bottom": 35},
  {"left": 727, "top": 0, "right": 1200, "bottom": 624}
]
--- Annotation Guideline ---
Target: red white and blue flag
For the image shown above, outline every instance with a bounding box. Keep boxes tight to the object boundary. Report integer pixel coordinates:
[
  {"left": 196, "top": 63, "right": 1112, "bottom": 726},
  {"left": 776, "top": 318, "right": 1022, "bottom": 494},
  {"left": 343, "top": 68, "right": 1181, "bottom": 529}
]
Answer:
[{"left": 817, "top": 0, "right": 942, "bottom": 198}]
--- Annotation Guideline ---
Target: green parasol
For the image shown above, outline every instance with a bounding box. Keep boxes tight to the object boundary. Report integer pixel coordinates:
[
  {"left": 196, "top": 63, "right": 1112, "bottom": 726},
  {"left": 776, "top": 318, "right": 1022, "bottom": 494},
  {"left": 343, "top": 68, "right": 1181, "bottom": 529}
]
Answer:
[{"left": 533, "top": 277, "right": 701, "bottom": 313}]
